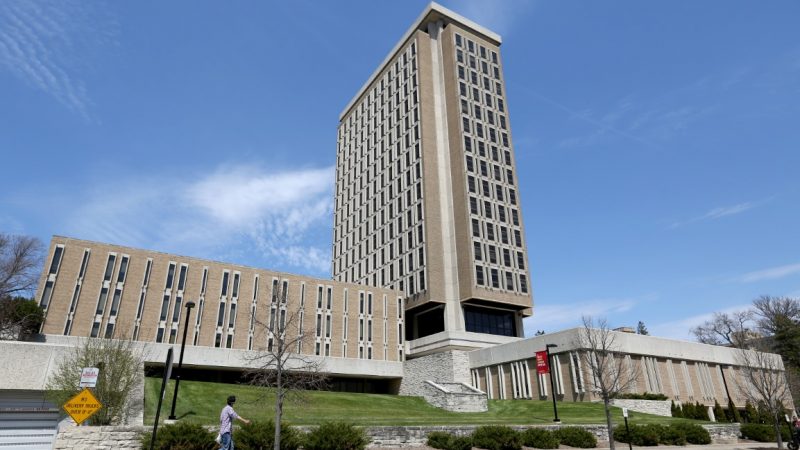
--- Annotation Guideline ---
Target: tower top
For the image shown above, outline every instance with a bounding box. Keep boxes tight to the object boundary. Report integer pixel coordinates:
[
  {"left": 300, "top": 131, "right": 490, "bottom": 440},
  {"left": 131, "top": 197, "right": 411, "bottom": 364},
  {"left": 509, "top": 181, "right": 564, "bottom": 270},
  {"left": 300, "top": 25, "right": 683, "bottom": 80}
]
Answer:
[{"left": 339, "top": 2, "right": 502, "bottom": 121}]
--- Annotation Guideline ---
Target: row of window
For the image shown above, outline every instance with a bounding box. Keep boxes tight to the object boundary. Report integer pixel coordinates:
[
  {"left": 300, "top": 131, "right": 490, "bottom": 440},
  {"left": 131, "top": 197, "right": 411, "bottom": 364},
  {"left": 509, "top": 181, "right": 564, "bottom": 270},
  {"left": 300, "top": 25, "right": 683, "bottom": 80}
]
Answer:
[{"left": 335, "top": 41, "right": 428, "bottom": 296}]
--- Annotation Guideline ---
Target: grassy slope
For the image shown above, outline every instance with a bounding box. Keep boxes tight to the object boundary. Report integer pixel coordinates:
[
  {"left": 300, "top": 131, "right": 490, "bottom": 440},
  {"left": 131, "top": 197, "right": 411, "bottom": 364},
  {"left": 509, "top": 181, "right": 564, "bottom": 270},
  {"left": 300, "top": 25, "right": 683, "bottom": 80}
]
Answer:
[{"left": 145, "top": 377, "right": 700, "bottom": 426}]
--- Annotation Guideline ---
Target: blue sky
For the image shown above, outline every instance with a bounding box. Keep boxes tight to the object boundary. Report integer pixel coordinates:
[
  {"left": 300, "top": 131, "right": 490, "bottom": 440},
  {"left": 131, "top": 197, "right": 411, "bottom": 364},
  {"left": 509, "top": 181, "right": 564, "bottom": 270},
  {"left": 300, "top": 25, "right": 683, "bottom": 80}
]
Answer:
[{"left": 1, "top": 0, "right": 798, "bottom": 341}]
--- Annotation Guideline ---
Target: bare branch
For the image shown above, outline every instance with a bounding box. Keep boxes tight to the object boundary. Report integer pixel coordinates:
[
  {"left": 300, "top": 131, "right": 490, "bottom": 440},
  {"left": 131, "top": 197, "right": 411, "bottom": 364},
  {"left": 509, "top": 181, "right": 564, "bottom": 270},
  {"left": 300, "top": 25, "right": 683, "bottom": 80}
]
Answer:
[
  {"left": 0, "top": 233, "right": 45, "bottom": 298},
  {"left": 690, "top": 310, "right": 754, "bottom": 347}
]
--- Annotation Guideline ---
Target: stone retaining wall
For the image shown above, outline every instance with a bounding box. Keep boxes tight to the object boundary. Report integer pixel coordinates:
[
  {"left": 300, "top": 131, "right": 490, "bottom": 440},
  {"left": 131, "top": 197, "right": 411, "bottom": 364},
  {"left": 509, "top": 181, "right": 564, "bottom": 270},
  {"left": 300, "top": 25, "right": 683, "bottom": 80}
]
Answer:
[
  {"left": 53, "top": 425, "right": 146, "bottom": 450},
  {"left": 53, "top": 423, "right": 742, "bottom": 449},
  {"left": 610, "top": 399, "right": 672, "bottom": 417}
]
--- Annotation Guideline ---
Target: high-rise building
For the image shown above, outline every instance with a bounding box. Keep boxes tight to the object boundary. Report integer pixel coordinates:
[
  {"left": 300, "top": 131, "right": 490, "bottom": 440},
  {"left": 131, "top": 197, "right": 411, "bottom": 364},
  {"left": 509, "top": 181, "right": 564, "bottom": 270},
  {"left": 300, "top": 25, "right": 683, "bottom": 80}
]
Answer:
[{"left": 333, "top": 3, "right": 532, "bottom": 353}]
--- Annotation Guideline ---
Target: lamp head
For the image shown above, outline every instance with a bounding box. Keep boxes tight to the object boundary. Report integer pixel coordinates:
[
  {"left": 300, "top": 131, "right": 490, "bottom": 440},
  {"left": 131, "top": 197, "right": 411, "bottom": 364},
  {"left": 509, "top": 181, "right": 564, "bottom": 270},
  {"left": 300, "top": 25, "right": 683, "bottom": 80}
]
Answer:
[{"left": 186, "top": 301, "right": 196, "bottom": 309}]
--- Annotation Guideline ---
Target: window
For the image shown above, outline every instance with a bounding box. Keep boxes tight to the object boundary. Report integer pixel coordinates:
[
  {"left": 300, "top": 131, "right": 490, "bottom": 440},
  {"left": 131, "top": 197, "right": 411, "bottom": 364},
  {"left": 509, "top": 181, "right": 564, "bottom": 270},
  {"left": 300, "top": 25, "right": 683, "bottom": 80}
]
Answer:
[{"left": 476, "top": 266, "right": 485, "bottom": 285}]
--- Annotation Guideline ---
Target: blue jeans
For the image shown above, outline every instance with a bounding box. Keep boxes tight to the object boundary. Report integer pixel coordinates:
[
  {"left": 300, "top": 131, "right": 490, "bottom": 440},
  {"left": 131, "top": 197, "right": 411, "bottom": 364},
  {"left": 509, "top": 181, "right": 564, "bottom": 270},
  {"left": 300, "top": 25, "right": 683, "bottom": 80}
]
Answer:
[{"left": 220, "top": 432, "right": 233, "bottom": 450}]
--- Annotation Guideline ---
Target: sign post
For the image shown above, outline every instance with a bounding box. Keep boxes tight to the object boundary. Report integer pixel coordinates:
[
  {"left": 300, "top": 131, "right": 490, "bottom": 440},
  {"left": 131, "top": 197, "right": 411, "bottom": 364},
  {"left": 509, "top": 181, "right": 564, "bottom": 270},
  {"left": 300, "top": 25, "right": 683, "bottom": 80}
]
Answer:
[
  {"left": 623, "top": 407, "right": 632, "bottom": 450},
  {"left": 150, "top": 348, "right": 173, "bottom": 450},
  {"left": 63, "top": 388, "right": 103, "bottom": 425}
]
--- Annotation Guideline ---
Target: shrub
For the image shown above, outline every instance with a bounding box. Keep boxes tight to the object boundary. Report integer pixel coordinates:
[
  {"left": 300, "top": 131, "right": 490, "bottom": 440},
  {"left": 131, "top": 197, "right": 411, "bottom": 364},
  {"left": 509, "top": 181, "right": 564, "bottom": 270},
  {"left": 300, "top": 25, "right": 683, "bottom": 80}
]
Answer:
[
  {"left": 520, "top": 428, "right": 559, "bottom": 449},
  {"left": 140, "top": 421, "right": 216, "bottom": 450},
  {"left": 236, "top": 420, "right": 303, "bottom": 450},
  {"left": 426, "top": 432, "right": 473, "bottom": 450},
  {"left": 671, "top": 400, "right": 682, "bottom": 418},
  {"left": 427, "top": 431, "right": 454, "bottom": 449},
  {"left": 304, "top": 422, "right": 369, "bottom": 450},
  {"left": 613, "top": 424, "right": 659, "bottom": 446},
  {"left": 744, "top": 401, "right": 758, "bottom": 423},
  {"left": 693, "top": 402, "right": 709, "bottom": 421},
  {"left": 740, "top": 423, "right": 790, "bottom": 442},
  {"left": 615, "top": 392, "right": 668, "bottom": 401},
  {"left": 449, "top": 436, "right": 475, "bottom": 450},
  {"left": 660, "top": 425, "right": 688, "bottom": 446},
  {"left": 671, "top": 422, "right": 711, "bottom": 445},
  {"left": 553, "top": 427, "right": 597, "bottom": 448},
  {"left": 471, "top": 425, "right": 522, "bottom": 450},
  {"left": 713, "top": 401, "right": 727, "bottom": 423}
]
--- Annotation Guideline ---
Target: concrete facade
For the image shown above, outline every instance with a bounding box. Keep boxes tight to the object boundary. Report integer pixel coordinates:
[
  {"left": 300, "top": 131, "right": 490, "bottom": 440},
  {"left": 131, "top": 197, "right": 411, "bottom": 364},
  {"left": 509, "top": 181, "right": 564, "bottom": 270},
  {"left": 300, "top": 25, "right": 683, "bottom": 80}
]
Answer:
[
  {"left": 332, "top": 2, "right": 533, "bottom": 352},
  {"left": 467, "top": 328, "right": 794, "bottom": 409},
  {"left": 36, "top": 236, "right": 406, "bottom": 364}
]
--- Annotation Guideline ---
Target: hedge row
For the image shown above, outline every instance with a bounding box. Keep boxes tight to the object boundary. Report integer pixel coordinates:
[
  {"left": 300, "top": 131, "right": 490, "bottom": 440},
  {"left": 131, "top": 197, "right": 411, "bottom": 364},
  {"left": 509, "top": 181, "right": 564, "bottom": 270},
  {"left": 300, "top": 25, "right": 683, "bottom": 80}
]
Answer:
[
  {"left": 613, "top": 423, "right": 711, "bottom": 446},
  {"left": 140, "top": 420, "right": 369, "bottom": 450},
  {"left": 427, "top": 426, "right": 597, "bottom": 450}
]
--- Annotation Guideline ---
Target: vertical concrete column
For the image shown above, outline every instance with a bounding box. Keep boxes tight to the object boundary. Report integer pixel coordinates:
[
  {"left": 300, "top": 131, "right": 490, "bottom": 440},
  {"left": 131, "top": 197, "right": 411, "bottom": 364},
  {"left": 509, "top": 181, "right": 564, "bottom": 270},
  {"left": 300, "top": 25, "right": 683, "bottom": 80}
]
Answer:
[{"left": 427, "top": 19, "right": 464, "bottom": 333}]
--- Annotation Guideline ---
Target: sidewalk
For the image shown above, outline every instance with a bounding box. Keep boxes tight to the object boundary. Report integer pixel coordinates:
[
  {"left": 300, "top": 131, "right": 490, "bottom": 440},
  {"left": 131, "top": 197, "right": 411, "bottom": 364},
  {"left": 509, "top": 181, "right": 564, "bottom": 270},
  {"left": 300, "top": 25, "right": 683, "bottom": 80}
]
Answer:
[{"left": 369, "top": 442, "right": 784, "bottom": 450}]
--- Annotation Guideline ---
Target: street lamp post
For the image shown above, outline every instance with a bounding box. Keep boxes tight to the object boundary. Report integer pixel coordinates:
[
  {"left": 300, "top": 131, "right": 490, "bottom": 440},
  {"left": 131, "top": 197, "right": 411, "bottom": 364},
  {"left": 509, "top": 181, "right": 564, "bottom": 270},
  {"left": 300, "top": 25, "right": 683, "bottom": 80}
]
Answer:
[
  {"left": 546, "top": 343, "right": 560, "bottom": 423},
  {"left": 168, "top": 301, "right": 196, "bottom": 421}
]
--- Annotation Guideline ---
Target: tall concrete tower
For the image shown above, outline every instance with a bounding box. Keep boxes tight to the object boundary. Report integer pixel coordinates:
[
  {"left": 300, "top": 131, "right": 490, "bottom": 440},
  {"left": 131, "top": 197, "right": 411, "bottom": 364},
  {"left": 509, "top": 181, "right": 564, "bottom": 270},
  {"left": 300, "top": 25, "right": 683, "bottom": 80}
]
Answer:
[{"left": 333, "top": 3, "right": 532, "bottom": 357}]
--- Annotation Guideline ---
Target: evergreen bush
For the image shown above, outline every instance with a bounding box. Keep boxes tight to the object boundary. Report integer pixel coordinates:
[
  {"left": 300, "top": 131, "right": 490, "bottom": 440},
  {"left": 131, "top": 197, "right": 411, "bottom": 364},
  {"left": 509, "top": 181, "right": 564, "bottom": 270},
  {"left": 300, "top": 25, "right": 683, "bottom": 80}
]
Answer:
[
  {"left": 471, "top": 425, "right": 522, "bottom": 450},
  {"left": 304, "top": 422, "right": 369, "bottom": 450},
  {"left": 740, "top": 423, "right": 790, "bottom": 442},
  {"left": 553, "top": 427, "right": 597, "bottom": 448},
  {"left": 713, "top": 401, "right": 727, "bottom": 423},
  {"left": 520, "top": 428, "right": 560, "bottom": 449},
  {"left": 613, "top": 424, "right": 659, "bottom": 446},
  {"left": 139, "top": 422, "right": 216, "bottom": 450}
]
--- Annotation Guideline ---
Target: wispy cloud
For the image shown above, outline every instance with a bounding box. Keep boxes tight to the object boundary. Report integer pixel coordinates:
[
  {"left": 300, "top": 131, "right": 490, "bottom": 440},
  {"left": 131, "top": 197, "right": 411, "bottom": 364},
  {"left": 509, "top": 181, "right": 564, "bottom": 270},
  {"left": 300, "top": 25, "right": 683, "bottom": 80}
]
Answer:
[
  {"left": 522, "top": 297, "right": 639, "bottom": 337},
  {"left": 649, "top": 303, "right": 751, "bottom": 341},
  {"left": 57, "top": 164, "right": 335, "bottom": 276},
  {"left": 736, "top": 263, "right": 800, "bottom": 283},
  {"left": 669, "top": 201, "right": 758, "bottom": 229},
  {"left": 0, "top": 1, "right": 114, "bottom": 119}
]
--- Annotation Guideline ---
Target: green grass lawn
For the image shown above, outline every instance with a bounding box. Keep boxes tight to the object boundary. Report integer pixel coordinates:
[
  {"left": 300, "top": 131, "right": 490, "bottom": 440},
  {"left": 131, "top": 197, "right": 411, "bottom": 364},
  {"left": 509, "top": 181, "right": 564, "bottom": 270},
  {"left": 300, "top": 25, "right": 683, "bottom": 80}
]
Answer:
[{"left": 144, "top": 377, "right": 701, "bottom": 426}]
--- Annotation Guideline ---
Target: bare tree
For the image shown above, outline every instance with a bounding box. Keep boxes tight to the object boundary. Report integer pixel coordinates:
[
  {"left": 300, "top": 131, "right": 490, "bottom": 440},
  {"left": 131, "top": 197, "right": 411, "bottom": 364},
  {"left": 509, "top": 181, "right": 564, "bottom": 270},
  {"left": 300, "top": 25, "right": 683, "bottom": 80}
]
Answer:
[
  {"left": 736, "top": 343, "right": 792, "bottom": 449},
  {"left": 691, "top": 310, "right": 754, "bottom": 347},
  {"left": 0, "top": 233, "right": 44, "bottom": 298},
  {"left": 245, "top": 282, "right": 327, "bottom": 450},
  {"left": 577, "top": 316, "right": 639, "bottom": 450}
]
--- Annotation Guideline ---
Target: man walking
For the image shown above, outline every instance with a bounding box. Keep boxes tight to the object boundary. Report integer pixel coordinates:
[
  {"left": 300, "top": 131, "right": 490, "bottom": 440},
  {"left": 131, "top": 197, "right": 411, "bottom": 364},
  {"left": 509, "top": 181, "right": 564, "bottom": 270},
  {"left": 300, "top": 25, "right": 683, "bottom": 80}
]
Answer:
[{"left": 219, "top": 395, "right": 250, "bottom": 449}]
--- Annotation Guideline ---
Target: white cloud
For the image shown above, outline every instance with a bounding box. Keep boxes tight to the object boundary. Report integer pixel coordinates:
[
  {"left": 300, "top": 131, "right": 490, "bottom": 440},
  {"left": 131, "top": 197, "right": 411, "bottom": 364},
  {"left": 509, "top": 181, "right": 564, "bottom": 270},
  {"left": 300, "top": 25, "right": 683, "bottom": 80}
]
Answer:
[
  {"left": 60, "top": 164, "right": 335, "bottom": 276},
  {"left": 737, "top": 263, "right": 800, "bottom": 283},
  {"left": 523, "top": 297, "right": 638, "bottom": 336},
  {"left": 0, "top": 0, "right": 113, "bottom": 120},
  {"left": 669, "top": 201, "right": 757, "bottom": 229}
]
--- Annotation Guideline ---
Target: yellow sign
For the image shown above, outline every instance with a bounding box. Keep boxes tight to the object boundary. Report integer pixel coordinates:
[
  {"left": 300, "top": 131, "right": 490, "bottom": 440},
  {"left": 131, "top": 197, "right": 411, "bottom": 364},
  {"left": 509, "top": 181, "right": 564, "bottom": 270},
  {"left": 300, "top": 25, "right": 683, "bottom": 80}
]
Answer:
[{"left": 63, "top": 387, "right": 103, "bottom": 425}]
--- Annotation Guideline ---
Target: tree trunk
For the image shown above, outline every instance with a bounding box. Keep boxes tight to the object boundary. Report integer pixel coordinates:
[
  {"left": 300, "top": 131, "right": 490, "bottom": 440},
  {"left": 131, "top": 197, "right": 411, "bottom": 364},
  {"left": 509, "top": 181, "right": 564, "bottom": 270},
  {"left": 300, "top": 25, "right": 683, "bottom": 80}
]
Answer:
[
  {"left": 604, "top": 397, "right": 616, "bottom": 450},
  {"left": 274, "top": 370, "right": 283, "bottom": 450},
  {"left": 775, "top": 417, "right": 784, "bottom": 449}
]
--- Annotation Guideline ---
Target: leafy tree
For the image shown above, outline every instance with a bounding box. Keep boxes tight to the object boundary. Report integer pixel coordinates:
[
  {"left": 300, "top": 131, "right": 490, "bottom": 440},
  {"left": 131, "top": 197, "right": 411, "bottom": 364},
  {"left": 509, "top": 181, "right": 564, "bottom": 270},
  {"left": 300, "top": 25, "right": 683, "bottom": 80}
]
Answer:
[
  {"left": 576, "top": 316, "right": 639, "bottom": 450},
  {"left": 0, "top": 296, "right": 44, "bottom": 340},
  {"left": 45, "top": 337, "right": 145, "bottom": 425},
  {"left": 246, "top": 282, "right": 327, "bottom": 450},
  {"left": 0, "top": 233, "right": 44, "bottom": 298},
  {"left": 636, "top": 321, "right": 649, "bottom": 335}
]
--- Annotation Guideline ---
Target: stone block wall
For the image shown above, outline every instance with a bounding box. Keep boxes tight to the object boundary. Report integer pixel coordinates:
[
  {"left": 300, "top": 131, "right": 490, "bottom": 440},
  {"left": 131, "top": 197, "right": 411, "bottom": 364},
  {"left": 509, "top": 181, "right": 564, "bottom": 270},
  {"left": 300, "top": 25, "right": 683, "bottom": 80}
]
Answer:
[
  {"left": 399, "top": 350, "right": 472, "bottom": 396},
  {"left": 54, "top": 425, "right": 146, "bottom": 450},
  {"left": 54, "top": 422, "right": 742, "bottom": 448},
  {"left": 610, "top": 399, "right": 672, "bottom": 417},
  {"left": 420, "top": 381, "right": 487, "bottom": 412}
]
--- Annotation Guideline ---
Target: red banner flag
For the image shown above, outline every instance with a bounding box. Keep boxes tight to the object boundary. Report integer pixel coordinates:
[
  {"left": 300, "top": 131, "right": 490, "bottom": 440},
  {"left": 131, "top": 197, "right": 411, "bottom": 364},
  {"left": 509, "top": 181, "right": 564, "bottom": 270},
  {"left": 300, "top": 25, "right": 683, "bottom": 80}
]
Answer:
[{"left": 536, "top": 351, "right": 550, "bottom": 374}]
